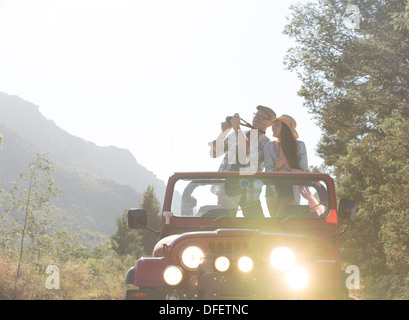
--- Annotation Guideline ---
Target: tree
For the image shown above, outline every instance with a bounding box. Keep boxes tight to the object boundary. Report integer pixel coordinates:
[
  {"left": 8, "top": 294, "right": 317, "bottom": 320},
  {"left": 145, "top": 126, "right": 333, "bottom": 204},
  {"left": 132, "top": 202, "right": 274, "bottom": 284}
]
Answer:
[
  {"left": 111, "top": 185, "right": 160, "bottom": 257},
  {"left": 284, "top": 0, "right": 409, "bottom": 298},
  {"left": 140, "top": 185, "right": 161, "bottom": 256},
  {"left": 5, "top": 152, "right": 61, "bottom": 281},
  {"left": 111, "top": 210, "right": 143, "bottom": 257},
  {"left": 284, "top": 0, "right": 409, "bottom": 156}
]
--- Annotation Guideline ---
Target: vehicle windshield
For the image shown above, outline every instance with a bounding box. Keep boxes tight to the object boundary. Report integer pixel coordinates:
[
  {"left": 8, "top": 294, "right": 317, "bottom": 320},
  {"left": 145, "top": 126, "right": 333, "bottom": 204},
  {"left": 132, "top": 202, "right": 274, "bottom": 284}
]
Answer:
[{"left": 171, "top": 176, "right": 329, "bottom": 220}]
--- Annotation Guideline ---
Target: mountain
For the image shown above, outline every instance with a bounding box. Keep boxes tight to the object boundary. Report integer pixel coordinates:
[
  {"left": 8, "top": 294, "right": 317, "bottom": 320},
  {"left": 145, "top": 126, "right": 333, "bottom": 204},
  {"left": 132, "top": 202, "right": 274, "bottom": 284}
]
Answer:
[{"left": 0, "top": 92, "right": 167, "bottom": 242}]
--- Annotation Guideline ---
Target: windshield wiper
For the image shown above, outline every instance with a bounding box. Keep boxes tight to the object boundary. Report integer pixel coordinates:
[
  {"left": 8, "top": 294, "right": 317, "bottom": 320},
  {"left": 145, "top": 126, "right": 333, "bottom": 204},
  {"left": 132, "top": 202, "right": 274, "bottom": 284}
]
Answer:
[
  {"left": 280, "top": 202, "right": 327, "bottom": 223},
  {"left": 213, "top": 210, "right": 237, "bottom": 222}
]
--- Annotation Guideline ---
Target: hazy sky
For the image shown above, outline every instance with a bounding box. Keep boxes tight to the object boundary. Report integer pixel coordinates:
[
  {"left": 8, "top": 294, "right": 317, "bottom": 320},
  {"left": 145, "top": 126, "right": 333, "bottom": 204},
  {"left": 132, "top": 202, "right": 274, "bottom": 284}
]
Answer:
[{"left": 0, "top": 0, "right": 323, "bottom": 182}]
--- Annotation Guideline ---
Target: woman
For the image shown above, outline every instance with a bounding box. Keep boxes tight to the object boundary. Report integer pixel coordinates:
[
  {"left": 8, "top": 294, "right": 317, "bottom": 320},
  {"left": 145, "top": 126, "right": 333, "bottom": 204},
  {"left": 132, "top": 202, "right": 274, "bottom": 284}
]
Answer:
[
  {"left": 263, "top": 114, "right": 308, "bottom": 216},
  {"left": 264, "top": 114, "right": 308, "bottom": 173}
]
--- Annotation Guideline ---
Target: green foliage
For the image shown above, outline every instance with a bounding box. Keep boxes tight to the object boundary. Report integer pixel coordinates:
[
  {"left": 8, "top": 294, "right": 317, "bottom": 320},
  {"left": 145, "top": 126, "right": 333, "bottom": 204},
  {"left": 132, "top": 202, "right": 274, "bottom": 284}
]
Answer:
[
  {"left": 285, "top": 0, "right": 409, "bottom": 298},
  {"left": 110, "top": 210, "right": 143, "bottom": 257},
  {"left": 3, "top": 152, "right": 61, "bottom": 284},
  {"left": 141, "top": 185, "right": 161, "bottom": 256},
  {"left": 0, "top": 183, "right": 163, "bottom": 299},
  {"left": 0, "top": 151, "right": 139, "bottom": 299},
  {"left": 0, "top": 239, "right": 134, "bottom": 300},
  {"left": 110, "top": 185, "right": 161, "bottom": 257}
]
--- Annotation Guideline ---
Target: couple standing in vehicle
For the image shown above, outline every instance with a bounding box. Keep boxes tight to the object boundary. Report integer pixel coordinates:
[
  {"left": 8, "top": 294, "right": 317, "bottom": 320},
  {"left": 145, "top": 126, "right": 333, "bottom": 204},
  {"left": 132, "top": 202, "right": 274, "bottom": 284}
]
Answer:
[
  {"left": 209, "top": 105, "right": 307, "bottom": 174},
  {"left": 209, "top": 105, "right": 308, "bottom": 217}
]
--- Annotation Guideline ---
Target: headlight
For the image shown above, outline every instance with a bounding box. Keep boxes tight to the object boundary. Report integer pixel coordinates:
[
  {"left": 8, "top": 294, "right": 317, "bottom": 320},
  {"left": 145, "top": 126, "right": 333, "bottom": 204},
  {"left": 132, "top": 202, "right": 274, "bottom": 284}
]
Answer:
[
  {"left": 286, "top": 267, "right": 308, "bottom": 290},
  {"left": 163, "top": 265, "right": 183, "bottom": 286},
  {"left": 270, "top": 247, "right": 295, "bottom": 271},
  {"left": 238, "top": 256, "right": 253, "bottom": 273},
  {"left": 214, "top": 256, "right": 230, "bottom": 272},
  {"left": 180, "top": 245, "right": 205, "bottom": 270}
]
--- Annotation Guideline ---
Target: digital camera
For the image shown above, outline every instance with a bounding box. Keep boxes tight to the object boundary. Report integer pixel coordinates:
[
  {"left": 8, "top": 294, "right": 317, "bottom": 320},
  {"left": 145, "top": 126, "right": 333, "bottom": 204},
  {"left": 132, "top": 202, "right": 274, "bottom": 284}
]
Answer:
[{"left": 225, "top": 116, "right": 235, "bottom": 123}]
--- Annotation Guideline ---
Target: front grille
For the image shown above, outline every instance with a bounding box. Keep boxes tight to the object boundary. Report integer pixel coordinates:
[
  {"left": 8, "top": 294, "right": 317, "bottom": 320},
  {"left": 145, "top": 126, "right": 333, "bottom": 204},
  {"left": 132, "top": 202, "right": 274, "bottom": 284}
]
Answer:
[
  {"left": 205, "top": 237, "right": 328, "bottom": 261},
  {"left": 208, "top": 240, "right": 266, "bottom": 255}
]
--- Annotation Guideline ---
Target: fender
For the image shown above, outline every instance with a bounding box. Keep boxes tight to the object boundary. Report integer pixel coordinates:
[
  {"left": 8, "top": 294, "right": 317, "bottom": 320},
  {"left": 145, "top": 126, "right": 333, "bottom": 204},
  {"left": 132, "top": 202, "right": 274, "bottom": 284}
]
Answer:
[{"left": 133, "top": 257, "right": 171, "bottom": 287}]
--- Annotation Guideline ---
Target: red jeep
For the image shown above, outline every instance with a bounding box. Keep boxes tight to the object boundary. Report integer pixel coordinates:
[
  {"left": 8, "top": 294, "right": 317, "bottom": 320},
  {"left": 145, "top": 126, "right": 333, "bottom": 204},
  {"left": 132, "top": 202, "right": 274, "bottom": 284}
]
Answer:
[{"left": 125, "top": 172, "right": 357, "bottom": 300}]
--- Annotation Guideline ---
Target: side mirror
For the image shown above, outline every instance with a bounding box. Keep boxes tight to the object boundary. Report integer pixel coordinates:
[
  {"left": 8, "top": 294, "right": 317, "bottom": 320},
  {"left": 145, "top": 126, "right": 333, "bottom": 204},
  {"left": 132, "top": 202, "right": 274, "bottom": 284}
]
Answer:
[
  {"left": 337, "top": 199, "right": 358, "bottom": 236},
  {"left": 128, "top": 208, "right": 147, "bottom": 229},
  {"left": 338, "top": 198, "right": 357, "bottom": 222},
  {"left": 128, "top": 208, "right": 160, "bottom": 236}
]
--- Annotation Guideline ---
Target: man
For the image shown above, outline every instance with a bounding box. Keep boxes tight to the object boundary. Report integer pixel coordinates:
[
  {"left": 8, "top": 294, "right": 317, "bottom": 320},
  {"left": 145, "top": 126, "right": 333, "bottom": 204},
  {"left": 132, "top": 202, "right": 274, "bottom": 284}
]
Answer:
[
  {"left": 209, "top": 105, "right": 276, "bottom": 172},
  {"left": 209, "top": 105, "right": 276, "bottom": 217}
]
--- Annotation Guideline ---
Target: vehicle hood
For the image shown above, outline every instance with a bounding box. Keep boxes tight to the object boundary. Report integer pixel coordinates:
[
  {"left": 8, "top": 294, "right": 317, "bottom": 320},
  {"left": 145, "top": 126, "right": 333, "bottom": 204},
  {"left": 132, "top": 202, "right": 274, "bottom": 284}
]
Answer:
[{"left": 153, "top": 228, "right": 330, "bottom": 258}]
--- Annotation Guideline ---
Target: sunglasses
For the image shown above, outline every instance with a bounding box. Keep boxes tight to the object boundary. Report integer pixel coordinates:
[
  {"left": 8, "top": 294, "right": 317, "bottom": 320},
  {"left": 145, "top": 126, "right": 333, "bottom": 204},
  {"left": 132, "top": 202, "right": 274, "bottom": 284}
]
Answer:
[{"left": 253, "top": 113, "right": 271, "bottom": 121}]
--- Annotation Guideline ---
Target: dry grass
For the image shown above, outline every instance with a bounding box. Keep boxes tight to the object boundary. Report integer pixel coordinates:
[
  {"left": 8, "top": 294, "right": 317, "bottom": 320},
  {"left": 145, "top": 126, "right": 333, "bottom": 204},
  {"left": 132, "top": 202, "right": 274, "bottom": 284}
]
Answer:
[{"left": 0, "top": 251, "right": 131, "bottom": 300}]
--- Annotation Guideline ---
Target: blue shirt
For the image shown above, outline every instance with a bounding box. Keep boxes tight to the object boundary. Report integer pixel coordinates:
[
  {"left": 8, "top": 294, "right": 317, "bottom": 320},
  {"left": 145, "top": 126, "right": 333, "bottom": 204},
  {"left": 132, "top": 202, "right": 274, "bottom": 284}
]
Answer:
[{"left": 263, "top": 140, "right": 308, "bottom": 172}]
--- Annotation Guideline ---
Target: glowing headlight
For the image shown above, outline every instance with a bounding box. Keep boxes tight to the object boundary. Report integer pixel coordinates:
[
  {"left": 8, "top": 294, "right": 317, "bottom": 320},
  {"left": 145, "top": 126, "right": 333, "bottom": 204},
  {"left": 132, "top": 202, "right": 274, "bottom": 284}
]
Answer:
[
  {"left": 180, "top": 245, "right": 205, "bottom": 270},
  {"left": 286, "top": 267, "right": 308, "bottom": 290},
  {"left": 238, "top": 256, "right": 253, "bottom": 273},
  {"left": 214, "top": 256, "right": 230, "bottom": 272},
  {"left": 163, "top": 265, "right": 183, "bottom": 286},
  {"left": 270, "top": 247, "right": 295, "bottom": 271}
]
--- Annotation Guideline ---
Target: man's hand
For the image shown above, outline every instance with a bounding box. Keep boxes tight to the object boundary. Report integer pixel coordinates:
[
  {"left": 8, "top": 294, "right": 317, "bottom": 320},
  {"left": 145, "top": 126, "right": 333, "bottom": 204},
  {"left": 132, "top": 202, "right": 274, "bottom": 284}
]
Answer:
[
  {"left": 221, "top": 113, "right": 240, "bottom": 133},
  {"left": 230, "top": 113, "right": 241, "bottom": 132},
  {"left": 220, "top": 121, "right": 232, "bottom": 133}
]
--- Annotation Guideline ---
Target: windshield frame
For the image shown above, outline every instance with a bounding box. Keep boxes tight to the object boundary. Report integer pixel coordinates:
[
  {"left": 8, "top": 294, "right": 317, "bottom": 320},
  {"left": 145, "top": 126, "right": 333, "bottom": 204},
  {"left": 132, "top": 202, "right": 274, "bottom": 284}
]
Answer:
[{"left": 165, "top": 172, "right": 335, "bottom": 221}]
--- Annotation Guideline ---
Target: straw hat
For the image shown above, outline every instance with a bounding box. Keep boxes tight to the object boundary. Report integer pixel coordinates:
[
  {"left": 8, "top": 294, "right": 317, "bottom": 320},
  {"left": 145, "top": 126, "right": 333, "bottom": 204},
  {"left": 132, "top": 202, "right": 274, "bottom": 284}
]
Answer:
[{"left": 275, "top": 114, "right": 298, "bottom": 139}]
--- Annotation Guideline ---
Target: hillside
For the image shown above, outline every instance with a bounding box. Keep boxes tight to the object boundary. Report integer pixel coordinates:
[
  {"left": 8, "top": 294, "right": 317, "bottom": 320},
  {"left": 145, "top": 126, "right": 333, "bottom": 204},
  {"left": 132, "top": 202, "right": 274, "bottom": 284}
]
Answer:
[{"left": 0, "top": 92, "right": 166, "bottom": 242}]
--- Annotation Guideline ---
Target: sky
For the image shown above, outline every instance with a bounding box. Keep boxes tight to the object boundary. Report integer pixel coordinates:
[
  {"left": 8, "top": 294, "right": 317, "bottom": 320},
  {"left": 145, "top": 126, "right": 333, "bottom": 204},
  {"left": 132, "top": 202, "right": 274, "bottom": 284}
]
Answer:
[{"left": 0, "top": 0, "right": 323, "bottom": 183}]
